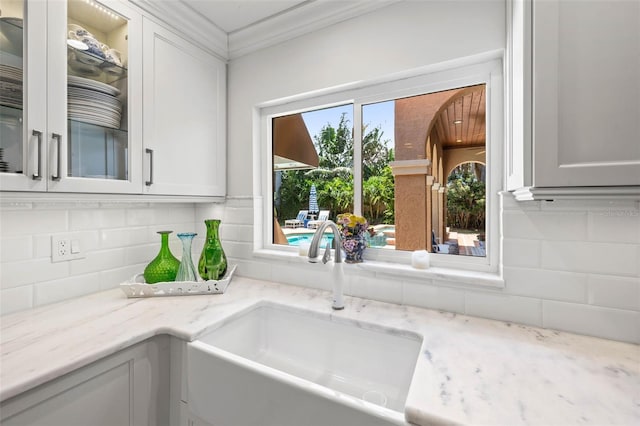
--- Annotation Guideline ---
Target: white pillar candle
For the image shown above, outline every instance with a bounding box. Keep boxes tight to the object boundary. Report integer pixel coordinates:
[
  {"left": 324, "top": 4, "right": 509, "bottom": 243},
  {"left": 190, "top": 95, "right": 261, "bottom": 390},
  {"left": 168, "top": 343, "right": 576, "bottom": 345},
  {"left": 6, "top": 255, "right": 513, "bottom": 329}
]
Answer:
[
  {"left": 411, "top": 250, "right": 430, "bottom": 269},
  {"left": 298, "top": 242, "right": 311, "bottom": 256}
]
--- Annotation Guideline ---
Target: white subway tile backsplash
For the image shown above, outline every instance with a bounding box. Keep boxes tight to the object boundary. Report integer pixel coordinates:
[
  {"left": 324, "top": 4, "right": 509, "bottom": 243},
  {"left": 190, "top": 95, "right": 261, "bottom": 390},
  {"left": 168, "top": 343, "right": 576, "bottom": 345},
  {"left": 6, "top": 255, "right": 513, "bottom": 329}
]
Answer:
[
  {"left": 219, "top": 240, "right": 253, "bottom": 259},
  {"left": 69, "top": 209, "right": 125, "bottom": 231},
  {"left": 350, "top": 272, "right": 401, "bottom": 305},
  {"left": 588, "top": 211, "right": 640, "bottom": 244},
  {"left": 124, "top": 244, "right": 160, "bottom": 265},
  {"left": 223, "top": 207, "right": 255, "bottom": 225},
  {"left": 503, "top": 211, "right": 588, "bottom": 241},
  {"left": 153, "top": 205, "right": 195, "bottom": 225},
  {"left": 271, "top": 262, "right": 331, "bottom": 291},
  {"left": 0, "top": 236, "right": 32, "bottom": 263},
  {"left": 100, "top": 264, "right": 145, "bottom": 290},
  {"left": 219, "top": 224, "right": 253, "bottom": 242},
  {"left": 503, "top": 267, "right": 587, "bottom": 303},
  {"left": 465, "top": 291, "right": 542, "bottom": 327},
  {"left": 1, "top": 258, "right": 69, "bottom": 289},
  {"left": 195, "top": 203, "right": 226, "bottom": 223},
  {"left": 502, "top": 238, "right": 540, "bottom": 268},
  {"left": 34, "top": 273, "right": 101, "bottom": 306},
  {"left": 125, "top": 207, "right": 155, "bottom": 226},
  {"left": 227, "top": 257, "right": 273, "bottom": 281},
  {"left": 1, "top": 203, "right": 200, "bottom": 315},
  {"left": 101, "top": 227, "right": 150, "bottom": 249},
  {"left": 540, "top": 241, "right": 638, "bottom": 276},
  {"left": 1, "top": 209, "right": 67, "bottom": 236},
  {"left": 0, "top": 285, "right": 33, "bottom": 315},
  {"left": 69, "top": 248, "right": 126, "bottom": 276},
  {"left": 1, "top": 195, "right": 637, "bottom": 347},
  {"left": 402, "top": 281, "right": 465, "bottom": 313},
  {"left": 542, "top": 300, "right": 639, "bottom": 344},
  {"left": 33, "top": 234, "right": 52, "bottom": 259},
  {"left": 588, "top": 275, "right": 640, "bottom": 311}
]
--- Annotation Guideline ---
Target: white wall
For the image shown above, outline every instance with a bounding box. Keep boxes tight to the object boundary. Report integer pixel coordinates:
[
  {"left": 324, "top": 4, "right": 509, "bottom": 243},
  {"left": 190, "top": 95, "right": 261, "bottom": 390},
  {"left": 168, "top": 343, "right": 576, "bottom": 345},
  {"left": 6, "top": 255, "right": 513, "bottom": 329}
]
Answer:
[{"left": 227, "top": 0, "right": 506, "bottom": 196}]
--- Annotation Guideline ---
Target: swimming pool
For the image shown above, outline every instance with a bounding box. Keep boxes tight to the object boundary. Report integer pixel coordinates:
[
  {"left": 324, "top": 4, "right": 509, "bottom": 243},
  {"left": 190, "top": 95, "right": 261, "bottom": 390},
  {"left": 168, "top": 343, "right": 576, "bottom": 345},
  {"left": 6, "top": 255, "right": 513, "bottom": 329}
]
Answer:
[{"left": 286, "top": 233, "right": 335, "bottom": 247}]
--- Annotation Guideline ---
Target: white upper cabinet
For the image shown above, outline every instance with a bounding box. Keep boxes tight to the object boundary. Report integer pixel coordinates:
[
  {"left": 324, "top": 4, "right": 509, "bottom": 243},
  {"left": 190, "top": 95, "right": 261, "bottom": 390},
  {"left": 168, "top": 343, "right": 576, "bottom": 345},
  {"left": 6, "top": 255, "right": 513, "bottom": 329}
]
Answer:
[
  {"left": 507, "top": 0, "right": 640, "bottom": 200},
  {"left": 0, "top": 0, "right": 143, "bottom": 193},
  {"left": 1, "top": 0, "right": 226, "bottom": 198},
  {"left": 142, "top": 18, "right": 226, "bottom": 197},
  {"left": 0, "top": 0, "right": 47, "bottom": 192}
]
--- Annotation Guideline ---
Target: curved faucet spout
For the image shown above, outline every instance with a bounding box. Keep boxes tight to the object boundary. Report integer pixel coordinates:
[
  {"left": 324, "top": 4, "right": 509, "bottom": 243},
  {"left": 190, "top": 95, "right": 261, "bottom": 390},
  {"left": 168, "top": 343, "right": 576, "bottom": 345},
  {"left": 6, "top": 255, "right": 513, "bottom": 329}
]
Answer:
[
  {"left": 307, "top": 220, "right": 343, "bottom": 263},
  {"left": 307, "top": 220, "right": 344, "bottom": 310}
]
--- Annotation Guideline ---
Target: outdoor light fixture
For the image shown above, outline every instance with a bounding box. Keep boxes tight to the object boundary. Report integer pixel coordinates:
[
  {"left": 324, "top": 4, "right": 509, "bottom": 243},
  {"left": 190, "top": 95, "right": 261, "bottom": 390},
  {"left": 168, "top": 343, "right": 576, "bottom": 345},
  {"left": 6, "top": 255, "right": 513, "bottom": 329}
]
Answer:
[{"left": 453, "top": 119, "right": 463, "bottom": 124}]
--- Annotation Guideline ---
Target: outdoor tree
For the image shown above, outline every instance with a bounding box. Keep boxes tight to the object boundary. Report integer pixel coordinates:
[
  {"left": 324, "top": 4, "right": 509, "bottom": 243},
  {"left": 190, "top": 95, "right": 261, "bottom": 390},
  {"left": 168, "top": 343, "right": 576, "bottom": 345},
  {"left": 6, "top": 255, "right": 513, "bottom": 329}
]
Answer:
[
  {"left": 446, "top": 163, "right": 486, "bottom": 230},
  {"left": 276, "top": 112, "right": 395, "bottom": 225},
  {"left": 316, "top": 113, "right": 353, "bottom": 170}
]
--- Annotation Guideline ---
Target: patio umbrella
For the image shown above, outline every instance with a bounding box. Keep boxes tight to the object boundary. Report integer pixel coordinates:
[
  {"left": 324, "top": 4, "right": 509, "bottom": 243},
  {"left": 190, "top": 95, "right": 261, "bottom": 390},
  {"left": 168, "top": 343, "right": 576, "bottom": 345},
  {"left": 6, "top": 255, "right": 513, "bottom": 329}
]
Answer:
[{"left": 309, "top": 184, "right": 319, "bottom": 214}]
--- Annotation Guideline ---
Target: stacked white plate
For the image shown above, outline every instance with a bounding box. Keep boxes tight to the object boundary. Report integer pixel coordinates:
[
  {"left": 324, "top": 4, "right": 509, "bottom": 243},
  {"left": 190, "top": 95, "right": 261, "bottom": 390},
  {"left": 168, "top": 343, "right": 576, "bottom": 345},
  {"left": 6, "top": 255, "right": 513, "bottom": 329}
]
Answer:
[
  {"left": 67, "top": 75, "right": 122, "bottom": 129},
  {"left": 0, "top": 64, "right": 23, "bottom": 109}
]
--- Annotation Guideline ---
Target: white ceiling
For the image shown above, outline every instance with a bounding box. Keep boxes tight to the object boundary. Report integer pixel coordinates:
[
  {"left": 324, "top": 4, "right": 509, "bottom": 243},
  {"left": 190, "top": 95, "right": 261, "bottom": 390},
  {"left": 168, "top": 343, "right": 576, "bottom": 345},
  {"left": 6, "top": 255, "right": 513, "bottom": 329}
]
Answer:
[{"left": 182, "top": 0, "right": 309, "bottom": 34}]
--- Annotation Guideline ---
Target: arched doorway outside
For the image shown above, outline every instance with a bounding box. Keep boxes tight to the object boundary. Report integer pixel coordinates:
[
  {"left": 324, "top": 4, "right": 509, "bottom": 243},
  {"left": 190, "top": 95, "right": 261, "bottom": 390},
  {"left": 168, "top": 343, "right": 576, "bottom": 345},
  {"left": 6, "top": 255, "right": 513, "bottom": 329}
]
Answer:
[{"left": 443, "top": 161, "right": 486, "bottom": 256}]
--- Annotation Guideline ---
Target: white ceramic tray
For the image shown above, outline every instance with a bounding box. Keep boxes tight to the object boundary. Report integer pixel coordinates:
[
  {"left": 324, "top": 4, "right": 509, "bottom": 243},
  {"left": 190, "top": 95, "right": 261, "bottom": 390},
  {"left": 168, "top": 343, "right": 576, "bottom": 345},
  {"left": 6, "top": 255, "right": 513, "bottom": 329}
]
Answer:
[{"left": 119, "top": 265, "right": 236, "bottom": 298}]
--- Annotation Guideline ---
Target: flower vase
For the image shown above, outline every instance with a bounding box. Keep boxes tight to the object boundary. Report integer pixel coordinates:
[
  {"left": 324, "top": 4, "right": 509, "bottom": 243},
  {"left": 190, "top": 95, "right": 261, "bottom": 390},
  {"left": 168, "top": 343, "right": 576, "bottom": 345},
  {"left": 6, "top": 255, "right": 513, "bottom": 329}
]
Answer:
[
  {"left": 176, "top": 232, "right": 197, "bottom": 282},
  {"left": 342, "top": 233, "right": 366, "bottom": 263},
  {"left": 144, "top": 231, "right": 180, "bottom": 284},
  {"left": 198, "top": 219, "right": 227, "bottom": 281}
]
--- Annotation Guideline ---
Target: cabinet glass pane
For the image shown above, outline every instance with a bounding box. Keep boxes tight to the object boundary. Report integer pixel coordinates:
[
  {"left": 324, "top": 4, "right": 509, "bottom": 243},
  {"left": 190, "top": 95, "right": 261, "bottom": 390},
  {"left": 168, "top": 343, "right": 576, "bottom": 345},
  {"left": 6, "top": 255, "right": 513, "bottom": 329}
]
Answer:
[
  {"left": 0, "top": 0, "right": 24, "bottom": 175},
  {"left": 67, "top": 0, "right": 128, "bottom": 180}
]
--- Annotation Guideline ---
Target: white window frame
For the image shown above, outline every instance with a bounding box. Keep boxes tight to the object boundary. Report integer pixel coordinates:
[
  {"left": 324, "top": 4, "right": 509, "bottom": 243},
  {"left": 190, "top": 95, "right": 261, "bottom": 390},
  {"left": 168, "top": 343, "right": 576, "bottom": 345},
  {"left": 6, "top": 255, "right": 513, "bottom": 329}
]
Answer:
[{"left": 253, "top": 52, "right": 504, "bottom": 277}]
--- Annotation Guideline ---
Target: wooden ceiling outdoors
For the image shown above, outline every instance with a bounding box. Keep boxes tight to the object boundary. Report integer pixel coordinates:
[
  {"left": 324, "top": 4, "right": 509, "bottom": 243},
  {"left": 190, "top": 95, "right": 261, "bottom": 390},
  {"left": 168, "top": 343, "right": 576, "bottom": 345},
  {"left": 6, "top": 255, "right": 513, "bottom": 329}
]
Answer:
[{"left": 434, "top": 84, "right": 486, "bottom": 149}]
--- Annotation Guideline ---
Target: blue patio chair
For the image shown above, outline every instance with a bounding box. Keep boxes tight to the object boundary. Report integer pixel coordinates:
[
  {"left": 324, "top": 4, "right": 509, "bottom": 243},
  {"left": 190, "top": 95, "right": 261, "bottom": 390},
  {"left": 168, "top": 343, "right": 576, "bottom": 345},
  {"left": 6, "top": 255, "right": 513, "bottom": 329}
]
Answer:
[{"left": 285, "top": 210, "right": 308, "bottom": 228}]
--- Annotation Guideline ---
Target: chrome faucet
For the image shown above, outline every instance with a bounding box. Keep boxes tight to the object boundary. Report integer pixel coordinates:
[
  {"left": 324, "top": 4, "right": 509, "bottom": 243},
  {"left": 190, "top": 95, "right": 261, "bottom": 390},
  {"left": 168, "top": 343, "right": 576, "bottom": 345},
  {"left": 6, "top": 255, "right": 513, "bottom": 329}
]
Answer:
[{"left": 308, "top": 220, "right": 344, "bottom": 310}]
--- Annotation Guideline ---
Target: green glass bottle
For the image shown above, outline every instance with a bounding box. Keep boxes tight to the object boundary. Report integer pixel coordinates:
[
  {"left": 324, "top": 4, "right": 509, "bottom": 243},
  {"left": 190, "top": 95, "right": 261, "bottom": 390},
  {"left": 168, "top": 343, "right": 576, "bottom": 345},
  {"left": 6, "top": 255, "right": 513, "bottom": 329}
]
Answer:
[
  {"left": 144, "top": 231, "right": 180, "bottom": 284},
  {"left": 198, "top": 219, "right": 227, "bottom": 281}
]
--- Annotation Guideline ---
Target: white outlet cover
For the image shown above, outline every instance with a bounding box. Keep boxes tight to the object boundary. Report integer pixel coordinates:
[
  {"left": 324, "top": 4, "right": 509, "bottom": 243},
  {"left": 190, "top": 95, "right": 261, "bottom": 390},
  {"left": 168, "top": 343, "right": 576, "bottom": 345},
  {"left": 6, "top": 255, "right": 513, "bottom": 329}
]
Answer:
[{"left": 51, "top": 235, "right": 85, "bottom": 263}]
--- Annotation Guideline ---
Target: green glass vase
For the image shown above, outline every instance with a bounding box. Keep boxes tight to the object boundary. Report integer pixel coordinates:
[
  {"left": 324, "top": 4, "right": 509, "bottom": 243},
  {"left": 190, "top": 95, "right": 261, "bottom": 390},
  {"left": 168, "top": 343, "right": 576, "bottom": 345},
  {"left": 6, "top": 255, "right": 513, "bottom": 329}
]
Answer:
[
  {"left": 198, "top": 219, "right": 227, "bottom": 281},
  {"left": 144, "top": 231, "right": 180, "bottom": 284}
]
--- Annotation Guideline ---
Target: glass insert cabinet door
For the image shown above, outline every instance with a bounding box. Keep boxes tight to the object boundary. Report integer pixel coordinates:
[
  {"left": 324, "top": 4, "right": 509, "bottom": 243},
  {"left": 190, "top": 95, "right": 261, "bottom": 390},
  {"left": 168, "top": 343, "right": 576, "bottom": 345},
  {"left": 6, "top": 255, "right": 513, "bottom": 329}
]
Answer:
[
  {"left": 0, "top": 0, "right": 30, "bottom": 189},
  {"left": 0, "top": 0, "right": 142, "bottom": 193}
]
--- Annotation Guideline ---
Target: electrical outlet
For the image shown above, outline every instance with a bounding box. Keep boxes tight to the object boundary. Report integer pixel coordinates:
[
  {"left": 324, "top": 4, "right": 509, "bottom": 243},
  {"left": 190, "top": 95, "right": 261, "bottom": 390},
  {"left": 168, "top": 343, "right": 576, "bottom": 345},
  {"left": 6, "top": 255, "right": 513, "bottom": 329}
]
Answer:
[{"left": 51, "top": 235, "right": 85, "bottom": 263}]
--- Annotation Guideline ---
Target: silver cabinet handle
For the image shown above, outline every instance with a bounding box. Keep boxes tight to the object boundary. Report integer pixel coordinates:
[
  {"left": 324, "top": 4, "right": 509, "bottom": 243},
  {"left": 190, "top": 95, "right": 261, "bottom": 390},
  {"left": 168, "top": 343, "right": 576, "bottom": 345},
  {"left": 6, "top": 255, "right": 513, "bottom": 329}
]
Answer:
[
  {"left": 31, "top": 130, "right": 42, "bottom": 180},
  {"left": 51, "top": 133, "right": 62, "bottom": 181},
  {"left": 145, "top": 148, "right": 153, "bottom": 186}
]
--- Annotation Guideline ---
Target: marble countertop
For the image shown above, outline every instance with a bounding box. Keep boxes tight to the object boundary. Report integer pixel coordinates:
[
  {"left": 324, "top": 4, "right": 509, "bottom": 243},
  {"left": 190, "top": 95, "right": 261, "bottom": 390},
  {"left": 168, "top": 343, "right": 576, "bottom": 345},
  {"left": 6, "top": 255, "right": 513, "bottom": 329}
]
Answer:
[{"left": 1, "top": 276, "right": 638, "bottom": 425}]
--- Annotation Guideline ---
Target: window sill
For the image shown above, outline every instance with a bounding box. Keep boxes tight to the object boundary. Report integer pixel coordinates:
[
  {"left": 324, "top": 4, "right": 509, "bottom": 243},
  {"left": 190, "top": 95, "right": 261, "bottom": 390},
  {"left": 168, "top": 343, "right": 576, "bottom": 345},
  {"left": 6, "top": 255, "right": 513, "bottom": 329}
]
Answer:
[{"left": 253, "top": 249, "right": 504, "bottom": 290}]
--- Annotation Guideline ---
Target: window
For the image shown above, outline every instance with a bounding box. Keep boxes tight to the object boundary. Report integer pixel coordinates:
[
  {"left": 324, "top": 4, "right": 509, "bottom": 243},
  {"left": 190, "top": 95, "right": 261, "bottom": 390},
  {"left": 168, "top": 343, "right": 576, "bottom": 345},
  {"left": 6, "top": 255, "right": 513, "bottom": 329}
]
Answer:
[{"left": 259, "top": 57, "right": 502, "bottom": 272}]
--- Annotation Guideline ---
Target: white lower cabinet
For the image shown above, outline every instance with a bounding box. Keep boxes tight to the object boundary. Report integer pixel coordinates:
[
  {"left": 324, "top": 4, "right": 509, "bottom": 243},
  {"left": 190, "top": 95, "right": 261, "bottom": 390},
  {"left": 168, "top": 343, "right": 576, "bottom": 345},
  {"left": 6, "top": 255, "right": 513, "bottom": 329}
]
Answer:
[
  {"left": 142, "top": 18, "right": 226, "bottom": 197},
  {"left": 0, "top": 337, "right": 171, "bottom": 426}
]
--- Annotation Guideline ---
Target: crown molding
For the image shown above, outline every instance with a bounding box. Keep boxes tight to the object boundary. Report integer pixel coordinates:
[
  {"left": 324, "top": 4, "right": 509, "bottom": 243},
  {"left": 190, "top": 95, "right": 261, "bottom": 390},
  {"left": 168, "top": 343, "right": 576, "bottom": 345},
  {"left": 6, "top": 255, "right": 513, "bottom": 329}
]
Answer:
[
  {"left": 228, "top": 0, "right": 401, "bottom": 59},
  {"left": 130, "top": 0, "right": 228, "bottom": 60},
  {"left": 130, "top": 1, "right": 400, "bottom": 61}
]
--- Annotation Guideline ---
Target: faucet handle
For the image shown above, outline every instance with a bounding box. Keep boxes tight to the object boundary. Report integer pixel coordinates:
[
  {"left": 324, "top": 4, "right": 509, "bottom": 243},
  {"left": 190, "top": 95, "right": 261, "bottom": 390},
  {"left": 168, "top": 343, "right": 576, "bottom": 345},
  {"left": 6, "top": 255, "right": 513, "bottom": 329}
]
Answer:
[{"left": 322, "top": 242, "right": 332, "bottom": 264}]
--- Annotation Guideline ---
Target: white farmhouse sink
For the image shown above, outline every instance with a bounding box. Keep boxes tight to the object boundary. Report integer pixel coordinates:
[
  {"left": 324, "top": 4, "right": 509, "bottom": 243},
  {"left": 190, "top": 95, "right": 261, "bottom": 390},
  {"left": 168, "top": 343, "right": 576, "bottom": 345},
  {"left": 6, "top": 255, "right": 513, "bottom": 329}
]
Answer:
[{"left": 187, "top": 302, "right": 422, "bottom": 426}]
